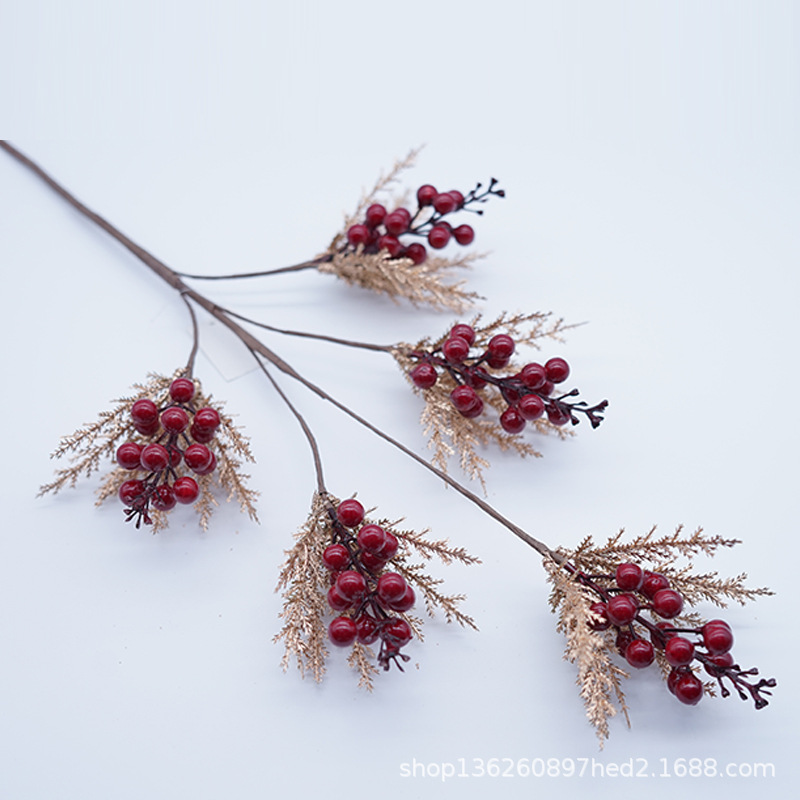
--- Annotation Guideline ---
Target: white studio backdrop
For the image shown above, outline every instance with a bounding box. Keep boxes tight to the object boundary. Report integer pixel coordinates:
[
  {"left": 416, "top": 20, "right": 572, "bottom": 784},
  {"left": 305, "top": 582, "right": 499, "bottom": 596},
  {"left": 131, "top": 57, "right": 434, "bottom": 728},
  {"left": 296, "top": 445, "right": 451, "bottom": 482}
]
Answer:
[{"left": 1, "top": 2, "right": 798, "bottom": 799}]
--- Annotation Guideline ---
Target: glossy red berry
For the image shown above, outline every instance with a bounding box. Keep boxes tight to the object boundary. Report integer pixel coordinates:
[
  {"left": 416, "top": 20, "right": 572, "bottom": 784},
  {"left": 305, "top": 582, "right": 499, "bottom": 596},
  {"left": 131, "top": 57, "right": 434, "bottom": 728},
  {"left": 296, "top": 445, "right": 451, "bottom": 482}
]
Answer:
[
  {"left": 359, "top": 550, "right": 387, "bottom": 571},
  {"left": 375, "top": 530, "right": 399, "bottom": 560},
  {"left": 328, "top": 616, "right": 358, "bottom": 647},
  {"left": 184, "top": 444, "right": 214, "bottom": 473},
  {"left": 347, "top": 224, "right": 370, "bottom": 247},
  {"left": 357, "top": 524, "right": 387, "bottom": 553},
  {"left": 190, "top": 424, "right": 214, "bottom": 443},
  {"left": 674, "top": 672, "right": 704, "bottom": 705},
  {"left": 487, "top": 334, "right": 515, "bottom": 360},
  {"left": 173, "top": 476, "right": 199, "bottom": 504},
  {"left": 518, "top": 394, "right": 545, "bottom": 421},
  {"left": 450, "top": 324, "right": 476, "bottom": 346},
  {"left": 428, "top": 225, "right": 451, "bottom": 249},
  {"left": 500, "top": 406, "right": 526, "bottom": 434},
  {"left": 606, "top": 593, "right": 639, "bottom": 626},
  {"left": 652, "top": 588, "right": 684, "bottom": 619},
  {"left": 131, "top": 398, "right": 159, "bottom": 427},
  {"left": 404, "top": 242, "right": 427, "bottom": 265},
  {"left": 382, "top": 618, "right": 413, "bottom": 647},
  {"left": 545, "top": 357, "right": 570, "bottom": 384},
  {"left": 450, "top": 385, "right": 480, "bottom": 415},
  {"left": 615, "top": 629, "right": 636, "bottom": 655},
  {"left": 519, "top": 363, "right": 547, "bottom": 390},
  {"left": 410, "top": 363, "right": 438, "bottom": 389},
  {"left": 322, "top": 544, "right": 350, "bottom": 571},
  {"left": 641, "top": 571, "right": 670, "bottom": 599},
  {"left": 539, "top": 379, "right": 555, "bottom": 396},
  {"left": 161, "top": 406, "right": 190, "bottom": 434},
  {"left": 193, "top": 407, "right": 220, "bottom": 433},
  {"left": 442, "top": 336, "right": 470, "bottom": 363},
  {"left": 704, "top": 652, "right": 734, "bottom": 677},
  {"left": 416, "top": 184, "right": 437, "bottom": 206},
  {"left": 365, "top": 203, "right": 386, "bottom": 227},
  {"left": 447, "top": 190, "right": 465, "bottom": 208},
  {"left": 615, "top": 562, "right": 644, "bottom": 591},
  {"left": 152, "top": 484, "right": 177, "bottom": 511},
  {"left": 460, "top": 395, "right": 484, "bottom": 418},
  {"left": 327, "top": 585, "right": 352, "bottom": 612},
  {"left": 336, "top": 499, "right": 364, "bottom": 528},
  {"left": 432, "top": 192, "right": 457, "bottom": 214},
  {"left": 116, "top": 442, "right": 144, "bottom": 470},
  {"left": 453, "top": 224, "right": 474, "bottom": 245},
  {"left": 546, "top": 405, "right": 572, "bottom": 426},
  {"left": 191, "top": 451, "right": 216, "bottom": 476},
  {"left": 651, "top": 621, "right": 675, "bottom": 649},
  {"left": 355, "top": 615, "right": 380, "bottom": 644},
  {"left": 140, "top": 443, "right": 170, "bottom": 472},
  {"left": 169, "top": 378, "right": 195, "bottom": 403},
  {"left": 384, "top": 211, "right": 409, "bottom": 236},
  {"left": 167, "top": 446, "right": 182, "bottom": 468},
  {"left": 702, "top": 620, "right": 734, "bottom": 654},
  {"left": 665, "top": 636, "right": 695, "bottom": 667},
  {"left": 335, "top": 570, "right": 367, "bottom": 603},
  {"left": 377, "top": 235, "right": 402, "bottom": 257},
  {"left": 625, "top": 639, "right": 655, "bottom": 669},
  {"left": 377, "top": 572, "right": 407, "bottom": 604},
  {"left": 387, "top": 585, "right": 415, "bottom": 612},
  {"left": 588, "top": 602, "right": 611, "bottom": 631},
  {"left": 118, "top": 479, "right": 145, "bottom": 505}
]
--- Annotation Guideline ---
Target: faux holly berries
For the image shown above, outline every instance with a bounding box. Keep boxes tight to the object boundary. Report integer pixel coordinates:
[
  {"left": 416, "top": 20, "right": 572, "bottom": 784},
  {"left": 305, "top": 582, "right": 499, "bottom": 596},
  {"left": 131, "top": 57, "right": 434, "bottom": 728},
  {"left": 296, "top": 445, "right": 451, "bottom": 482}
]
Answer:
[
  {"left": 116, "top": 377, "right": 221, "bottom": 526},
  {"left": 345, "top": 178, "right": 504, "bottom": 265}
]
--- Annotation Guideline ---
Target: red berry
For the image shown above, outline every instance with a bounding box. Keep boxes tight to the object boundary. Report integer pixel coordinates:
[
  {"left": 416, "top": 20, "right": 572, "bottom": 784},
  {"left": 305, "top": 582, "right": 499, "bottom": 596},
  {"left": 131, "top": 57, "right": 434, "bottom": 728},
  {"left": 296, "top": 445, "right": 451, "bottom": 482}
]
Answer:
[
  {"left": 702, "top": 620, "right": 734, "bottom": 654},
  {"left": 384, "top": 211, "right": 409, "bottom": 236},
  {"left": 328, "top": 616, "right": 357, "bottom": 647},
  {"left": 336, "top": 499, "right": 364, "bottom": 528},
  {"left": 377, "top": 572, "right": 407, "bottom": 604},
  {"left": 387, "top": 585, "right": 415, "bottom": 612},
  {"left": 191, "top": 451, "right": 216, "bottom": 476},
  {"left": 615, "top": 562, "right": 644, "bottom": 591},
  {"left": 377, "top": 235, "right": 402, "bottom": 257},
  {"left": 519, "top": 363, "right": 547, "bottom": 390},
  {"left": 347, "top": 224, "right": 370, "bottom": 247},
  {"left": 651, "top": 621, "right": 675, "bottom": 649},
  {"left": 375, "top": 530, "right": 399, "bottom": 560},
  {"left": 545, "top": 357, "right": 570, "bottom": 384},
  {"left": 193, "top": 407, "right": 220, "bottom": 433},
  {"left": 427, "top": 225, "right": 451, "bottom": 249},
  {"left": 450, "top": 385, "right": 480, "bottom": 415},
  {"left": 460, "top": 396, "right": 484, "bottom": 418},
  {"left": 432, "top": 192, "right": 457, "bottom": 214},
  {"left": 606, "top": 594, "right": 639, "bottom": 626},
  {"left": 500, "top": 406, "right": 526, "bottom": 434},
  {"left": 161, "top": 406, "right": 190, "bottom": 434},
  {"left": 539, "top": 379, "right": 555, "bottom": 396},
  {"left": 416, "top": 184, "right": 437, "bottom": 206},
  {"left": 453, "top": 224, "right": 474, "bottom": 245},
  {"left": 152, "top": 484, "right": 177, "bottom": 511},
  {"left": 382, "top": 618, "right": 413, "bottom": 647},
  {"left": 588, "top": 602, "right": 611, "bottom": 631},
  {"left": 665, "top": 636, "right": 695, "bottom": 667},
  {"left": 518, "top": 394, "right": 545, "bottom": 421},
  {"left": 322, "top": 544, "right": 350, "bottom": 571},
  {"left": 357, "top": 524, "right": 387, "bottom": 553},
  {"left": 546, "top": 404, "right": 572, "bottom": 426},
  {"left": 625, "top": 639, "right": 655, "bottom": 669},
  {"left": 652, "top": 588, "right": 684, "bottom": 619},
  {"left": 442, "top": 336, "right": 470, "bottom": 363},
  {"left": 184, "top": 444, "right": 214, "bottom": 473},
  {"left": 674, "top": 672, "right": 704, "bottom": 705},
  {"left": 173, "top": 476, "right": 199, "bottom": 504},
  {"left": 336, "top": 570, "right": 367, "bottom": 603},
  {"left": 359, "top": 550, "right": 387, "bottom": 571},
  {"left": 447, "top": 190, "right": 465, "bottom": 208},
  {"left": 704, "top": 652, "right": 734, "bottom": 677},
  {"left": 116, "top": 442, "right": 144, "bottom": 470},
  {"left": 169, "top": 378, "right": 195, "bottom": 403},
  {"left": 641, "top": 571, "right": 670, "bottom": 599},
  {"left": 327, "top": 585, "right": 352, "bottom": 612},
  {"left": 465, "top": 367, "right": 489, "bottom": 389},
  {"left": 119, "top": 479, "right": 145, "bottom": 506},
  {"left": 365, "top": 203, "right": 386, "bottom": 227},
  {"left": 410, "top": 363, "right": 438, "bottom": 389},
  {"left": 450, "top": 324, "right": 476, "bottom": 346},
  {"left": 615, "top": 629, "right": 636, "bottom": 655},
  {"left": 168, "top": 446, "right": 182, "bottom": 468},
  {"left": 355, "top": 614, "right": 380, "bottom": 644},
  {"left": 487, "top": 334, "right": 515, "bottom": 360},
  {"left": 190, "top": 424, "right": 214, "bottom": 443},
  {"left": 131, "top": 398, "right": 158, "bottom": 427},
  {"left": 667, "top": 667, "right": 688, "bottom": 694},
  {"left": 140, "top": 443, "right": 170, "bottom": 472},
  {"left": 404, "top": 242, "right": 427, "bottom": 264}
]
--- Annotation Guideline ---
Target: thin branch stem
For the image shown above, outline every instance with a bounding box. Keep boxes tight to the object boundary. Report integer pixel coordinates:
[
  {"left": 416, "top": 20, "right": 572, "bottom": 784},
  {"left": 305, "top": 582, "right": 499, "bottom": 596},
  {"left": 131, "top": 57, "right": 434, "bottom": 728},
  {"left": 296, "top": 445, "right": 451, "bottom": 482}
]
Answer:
[
  {"left": 180, "top": 292, "right": 200, "bottom": 376},
  {"left": 0, "top": 139, "right": 557, "bottom": 560},
  {"left": 176, "top": 259, "right": 327, "bottom": 280}
]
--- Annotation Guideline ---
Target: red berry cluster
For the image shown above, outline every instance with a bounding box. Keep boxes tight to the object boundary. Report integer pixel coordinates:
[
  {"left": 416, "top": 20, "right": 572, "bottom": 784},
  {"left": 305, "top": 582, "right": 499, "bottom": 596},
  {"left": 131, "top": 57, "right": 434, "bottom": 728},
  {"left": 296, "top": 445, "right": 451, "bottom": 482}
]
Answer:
[
  {"left": 323, "top": 498, "right": 416, "bottom": 670},
  {"left": 116, "top": 377, "right": 222, "bottom": 527},
  {"left": 581, "top": 562, "right": 775, "bottom": 708},
  {"left": 345, "top": 178, "right": 504, "bottom": 265},
  {"left": 409, "top": 323, "right": 608, "bottom": 431}
]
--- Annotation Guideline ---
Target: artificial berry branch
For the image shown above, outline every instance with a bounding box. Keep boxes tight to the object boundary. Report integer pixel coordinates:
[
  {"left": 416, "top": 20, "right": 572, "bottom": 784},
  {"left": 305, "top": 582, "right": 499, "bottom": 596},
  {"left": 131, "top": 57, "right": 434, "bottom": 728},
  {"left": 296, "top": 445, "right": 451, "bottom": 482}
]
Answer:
[{"left": 3, "top": 140, "right": 775, "bottom": 743}]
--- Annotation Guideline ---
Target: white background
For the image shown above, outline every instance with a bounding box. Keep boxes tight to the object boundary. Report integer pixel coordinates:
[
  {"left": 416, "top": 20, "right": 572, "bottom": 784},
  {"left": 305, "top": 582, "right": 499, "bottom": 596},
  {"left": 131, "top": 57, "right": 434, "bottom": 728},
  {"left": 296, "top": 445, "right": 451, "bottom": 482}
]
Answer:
[{"left": 1, "top": 2, "right": 798, "bottom": 798}]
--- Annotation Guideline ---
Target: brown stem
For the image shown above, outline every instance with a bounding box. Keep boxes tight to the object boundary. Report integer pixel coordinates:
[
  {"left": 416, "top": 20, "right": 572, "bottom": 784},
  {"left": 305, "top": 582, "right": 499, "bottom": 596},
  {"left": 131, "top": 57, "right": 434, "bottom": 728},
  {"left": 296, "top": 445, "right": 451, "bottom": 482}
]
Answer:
[
  {"left": 180, "top": 292, "right": 200, "bottom": 376},
  {"left": 0, "top": 139, "right": 558, "bottom": 560},
  {"left": 176, "top": 260, "right": 326, "bottom": 280}
]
